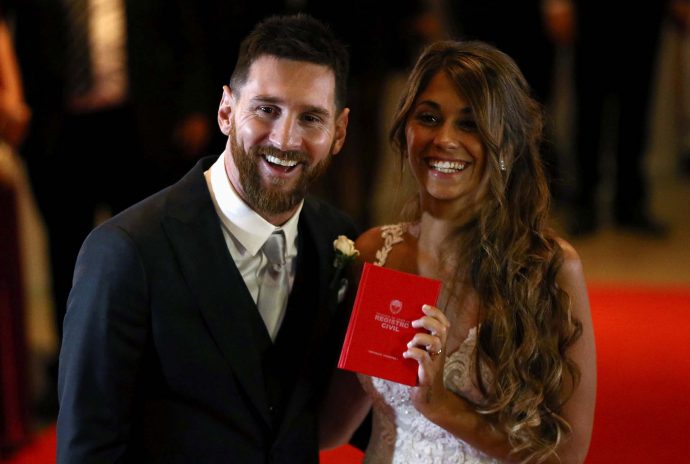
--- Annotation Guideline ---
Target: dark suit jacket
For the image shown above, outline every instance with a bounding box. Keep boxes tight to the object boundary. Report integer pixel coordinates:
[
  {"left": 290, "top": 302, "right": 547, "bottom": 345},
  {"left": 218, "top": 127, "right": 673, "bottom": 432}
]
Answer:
[{"left": 57, "top": 156, "right": 359, "bottom": 463}]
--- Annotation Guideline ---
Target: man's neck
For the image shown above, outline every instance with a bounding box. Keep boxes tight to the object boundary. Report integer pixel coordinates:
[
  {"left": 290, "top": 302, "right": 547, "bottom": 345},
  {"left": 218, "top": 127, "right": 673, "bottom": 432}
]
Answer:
[{"left": 262, "top": 207, "right": 300, "bottom": 227}]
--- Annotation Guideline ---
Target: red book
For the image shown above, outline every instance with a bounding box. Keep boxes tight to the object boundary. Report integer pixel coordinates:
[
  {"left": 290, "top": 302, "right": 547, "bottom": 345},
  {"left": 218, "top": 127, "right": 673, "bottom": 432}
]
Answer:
[{"left": 338, "top": 262, "right": 442, "bottom": 386}]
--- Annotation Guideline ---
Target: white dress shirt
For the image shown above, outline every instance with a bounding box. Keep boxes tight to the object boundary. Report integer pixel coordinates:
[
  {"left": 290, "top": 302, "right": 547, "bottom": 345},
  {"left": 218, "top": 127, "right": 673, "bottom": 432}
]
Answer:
[{"left": 204, "top": 152, "right": 301, "bottom": 313}]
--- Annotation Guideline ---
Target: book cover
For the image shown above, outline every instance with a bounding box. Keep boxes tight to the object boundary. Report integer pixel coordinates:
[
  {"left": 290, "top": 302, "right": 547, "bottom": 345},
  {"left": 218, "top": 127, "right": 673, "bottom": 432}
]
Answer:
[{"left": 338, "top": 262, "right": 442, "bottom": 386}]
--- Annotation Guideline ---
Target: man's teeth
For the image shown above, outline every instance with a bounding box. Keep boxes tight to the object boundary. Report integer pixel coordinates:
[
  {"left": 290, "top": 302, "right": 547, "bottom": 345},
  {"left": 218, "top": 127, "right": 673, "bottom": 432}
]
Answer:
[
  {"left": 428, "top": 160, "right": 467, "bottom": 173},
  {"left": 265, "top": 154, "right": 298, "bottom": 167}
]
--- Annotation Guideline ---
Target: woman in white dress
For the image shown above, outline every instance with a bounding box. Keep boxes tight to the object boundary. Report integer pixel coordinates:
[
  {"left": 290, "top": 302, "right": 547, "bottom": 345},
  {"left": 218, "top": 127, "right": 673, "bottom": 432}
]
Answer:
[{"left": 320, "top": 41, "right": 596, "bottom": 463}]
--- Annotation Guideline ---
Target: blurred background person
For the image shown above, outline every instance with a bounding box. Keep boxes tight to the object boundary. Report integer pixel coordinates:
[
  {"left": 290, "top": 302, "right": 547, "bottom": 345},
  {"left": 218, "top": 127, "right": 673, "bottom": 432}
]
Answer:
[
  {"left": 0, "top": 3, "right": 32, "bottom": 455},
  {"left": 366, "top": 0, "right": 448, "bottom": 226},
  {"left": 0, "top": 2, "right": 28, "bottom": 150},
  {"left": 5, "top": 0, "right": 213, "bottom": 421},
  {"left": 564, "top": 0, "right": 677, "bottom": 237},
  {"left": 304, "top": 0, "right": 439, "bottom": 227},
  {"left": 443, "top": 0, "right": 567, "bottom": 200},
  {"left": 669, "top": 0, "right": 690, "bottom": 175}
]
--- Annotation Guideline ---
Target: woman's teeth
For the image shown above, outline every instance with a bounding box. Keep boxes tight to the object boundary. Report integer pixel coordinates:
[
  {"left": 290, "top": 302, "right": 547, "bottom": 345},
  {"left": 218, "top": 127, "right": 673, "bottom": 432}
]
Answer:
[
  {"left": 265, "top": 154, "right": 298, "bottom": 167},
  {"left": 428, "top": 160, "right": 467, "bottom": 173}
]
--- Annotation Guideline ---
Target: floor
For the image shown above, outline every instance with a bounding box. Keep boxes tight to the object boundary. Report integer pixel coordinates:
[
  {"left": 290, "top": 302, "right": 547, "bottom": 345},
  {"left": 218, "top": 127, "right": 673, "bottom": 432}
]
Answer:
[
  {"left": 559, "top": 175, "right": 690, "bottom": 286},
  {"left": 552, "top": 20, "right": 690, "bottom": 286}
]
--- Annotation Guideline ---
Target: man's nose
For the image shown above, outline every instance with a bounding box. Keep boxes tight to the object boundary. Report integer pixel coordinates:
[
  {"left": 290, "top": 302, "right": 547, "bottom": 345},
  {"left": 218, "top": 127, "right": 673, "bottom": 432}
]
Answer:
[{"left": 269, "top": 116, "right": 303, "bottom": 152}]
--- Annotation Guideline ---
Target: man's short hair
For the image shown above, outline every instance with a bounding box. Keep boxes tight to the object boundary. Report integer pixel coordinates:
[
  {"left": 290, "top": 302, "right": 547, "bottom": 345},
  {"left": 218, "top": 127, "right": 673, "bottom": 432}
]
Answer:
[{"left": 230, "top": 13, "right": 349, "bottom": 111}]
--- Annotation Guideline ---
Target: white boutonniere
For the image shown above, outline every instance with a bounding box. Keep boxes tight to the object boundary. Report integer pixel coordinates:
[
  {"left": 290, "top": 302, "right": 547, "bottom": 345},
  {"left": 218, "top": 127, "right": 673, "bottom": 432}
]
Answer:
[
  {"left": 333, "top": 235, "right": 360, "bottom": 269},
  {"left": 331, "top": 235, "right": 359, "bottom": 303}
]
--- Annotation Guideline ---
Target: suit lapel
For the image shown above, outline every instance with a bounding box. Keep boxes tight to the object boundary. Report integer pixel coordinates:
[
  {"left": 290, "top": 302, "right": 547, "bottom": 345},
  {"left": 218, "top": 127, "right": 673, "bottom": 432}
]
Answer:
[
  {"left": 277, "top": 199, "right": 340, "bottom": 437},
  {"left": 161, "top": 158, "right": 271, "bottom": 424},
  {"left": 301, "top": 199, "right": 338, "bottom": 316}
]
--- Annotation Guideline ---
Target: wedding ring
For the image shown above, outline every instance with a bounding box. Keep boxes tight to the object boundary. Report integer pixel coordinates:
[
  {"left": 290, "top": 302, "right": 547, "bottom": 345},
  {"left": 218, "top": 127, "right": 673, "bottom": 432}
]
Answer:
[{"left": 428, "top": 347, "right": 443, "bottom": 357}]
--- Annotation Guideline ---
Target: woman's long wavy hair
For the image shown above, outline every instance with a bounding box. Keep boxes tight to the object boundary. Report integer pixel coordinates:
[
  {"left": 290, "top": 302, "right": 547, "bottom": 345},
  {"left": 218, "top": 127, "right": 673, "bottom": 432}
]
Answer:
[{"left": 390, "top": 41, "right": 583, "bottom": 463}]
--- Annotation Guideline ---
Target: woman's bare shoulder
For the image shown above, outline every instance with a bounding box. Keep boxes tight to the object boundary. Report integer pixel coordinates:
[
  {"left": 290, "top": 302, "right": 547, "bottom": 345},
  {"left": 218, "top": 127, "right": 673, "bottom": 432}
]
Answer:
[
  {"left": 554, "top": 236, "right": 591, "bottom": 321},
  {"left": 555, "top": 236, "right": 584, "bottom": 278},
  {"left": 355, "top": 226, "right": 386, "bottom": 263}
]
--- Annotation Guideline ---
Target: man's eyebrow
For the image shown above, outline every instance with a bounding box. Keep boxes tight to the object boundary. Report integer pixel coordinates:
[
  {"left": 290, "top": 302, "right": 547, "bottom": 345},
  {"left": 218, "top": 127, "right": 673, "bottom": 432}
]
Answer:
[
  {"left": 250, "top": 95, "right": 283, "bottom": 106},
  {"left": 250, "top": 95, "right": 332, "bottom": 118},
  {"left": 303, "top": 105, "right": 331, "bottom": 119}
]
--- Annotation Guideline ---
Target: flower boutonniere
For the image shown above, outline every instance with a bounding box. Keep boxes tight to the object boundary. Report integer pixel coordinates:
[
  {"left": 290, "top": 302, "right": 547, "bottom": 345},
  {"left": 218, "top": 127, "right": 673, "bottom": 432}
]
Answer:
[
  {"left": 331, "top": 235, "right": 359, "bottom": 302},
  {"left": 333, "top": 235, "right": 359, "bottom": 270}
]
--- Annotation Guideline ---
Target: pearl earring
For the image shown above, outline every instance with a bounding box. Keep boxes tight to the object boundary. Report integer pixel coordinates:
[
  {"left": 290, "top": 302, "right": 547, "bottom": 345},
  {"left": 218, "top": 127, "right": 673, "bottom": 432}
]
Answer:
[{"left": 499, "top": 157, "right": 507, "bottom": 172}]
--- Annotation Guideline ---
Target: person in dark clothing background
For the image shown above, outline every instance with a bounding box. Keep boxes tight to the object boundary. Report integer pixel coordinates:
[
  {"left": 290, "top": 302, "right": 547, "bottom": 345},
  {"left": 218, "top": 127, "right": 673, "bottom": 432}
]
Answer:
[
  {"left": 5, "top": 0, "right": 213, "bottom": 421},
  {"left": 7, "top": 0, "right": 211, "bottom": 344},
  {"left": 565, "top": 0, "right": 674, "bottom": 236},
  {"left": 444, "top": 0, "right": 565, "bottom": 200}
]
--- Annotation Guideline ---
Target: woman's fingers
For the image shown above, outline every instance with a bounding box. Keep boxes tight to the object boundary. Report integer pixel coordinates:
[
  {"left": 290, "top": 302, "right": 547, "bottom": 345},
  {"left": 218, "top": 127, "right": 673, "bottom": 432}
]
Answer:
[
  {"left": 409, "top": 304, "right": 450, "bottom": 354},
  {"left": 411, "top": 305, "right": 450, "bottom": 334},
  {"left": 423, "top": 304, "right": 450, "bottom": 327},
  {"left": 402, "top": 346, "right": 437, "bottom": 385},
  {"left": 406, "top": 333, "right": 443, "bottom": 355},
  {"left": 403, "top": 303, "right": 451, "bottom": 384}
]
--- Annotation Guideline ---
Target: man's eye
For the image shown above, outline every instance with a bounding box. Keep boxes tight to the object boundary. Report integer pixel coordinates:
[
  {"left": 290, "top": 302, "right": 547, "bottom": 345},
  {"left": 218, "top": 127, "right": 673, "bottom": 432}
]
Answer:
[
  {"left": 302, "top": 114, "right": 322, "bottom": 124},
  {"left": 258, "top": 106, "right": 275, "bottom": 115}
]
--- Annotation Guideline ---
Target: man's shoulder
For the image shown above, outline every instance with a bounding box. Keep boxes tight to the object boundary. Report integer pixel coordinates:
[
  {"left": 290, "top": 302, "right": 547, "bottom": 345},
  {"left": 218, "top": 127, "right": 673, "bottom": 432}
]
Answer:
[
  {"left": 107, "top": 156, "right": 215, "bottom": 231},
  {"left": 303, "top": 196, "right": 360, "bottom": 235},
  {"left": 106, "top": 186, "right": 172, "bottom": 230}
]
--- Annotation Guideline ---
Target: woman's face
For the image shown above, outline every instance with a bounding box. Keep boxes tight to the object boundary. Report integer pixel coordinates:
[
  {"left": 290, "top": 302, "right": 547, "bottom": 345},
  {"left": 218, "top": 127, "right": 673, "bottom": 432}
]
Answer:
[{"left": 405, "top": 71, "right": 487, "bottom": 211}]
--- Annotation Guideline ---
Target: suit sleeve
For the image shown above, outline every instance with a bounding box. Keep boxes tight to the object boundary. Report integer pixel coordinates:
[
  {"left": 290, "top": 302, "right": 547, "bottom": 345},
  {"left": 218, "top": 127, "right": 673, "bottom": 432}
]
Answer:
[{"left": 57, "top": 224, "right": 149, "bottom": 464}]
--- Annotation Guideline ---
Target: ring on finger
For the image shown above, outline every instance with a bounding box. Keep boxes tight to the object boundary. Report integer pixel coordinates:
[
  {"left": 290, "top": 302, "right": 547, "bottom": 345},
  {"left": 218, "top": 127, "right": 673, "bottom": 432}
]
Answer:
[{"left": 427, "top": 346, "right": 443, "bottom": 357}]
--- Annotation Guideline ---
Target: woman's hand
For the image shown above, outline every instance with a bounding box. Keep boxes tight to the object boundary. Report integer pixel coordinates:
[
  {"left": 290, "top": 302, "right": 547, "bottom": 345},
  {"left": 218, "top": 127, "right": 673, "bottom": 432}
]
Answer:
[{"left": 403, "top": 304, "right": 452, "bottom": 416}]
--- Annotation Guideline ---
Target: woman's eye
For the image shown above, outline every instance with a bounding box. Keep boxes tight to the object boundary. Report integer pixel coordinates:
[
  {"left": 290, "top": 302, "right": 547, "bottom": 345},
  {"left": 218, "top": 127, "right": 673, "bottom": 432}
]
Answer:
[
  {"left": 458, "top": 120, "right": 478, "bottom": 131},
  {"left": 416, "top": 113, "right": 439, "bottom": 125}
]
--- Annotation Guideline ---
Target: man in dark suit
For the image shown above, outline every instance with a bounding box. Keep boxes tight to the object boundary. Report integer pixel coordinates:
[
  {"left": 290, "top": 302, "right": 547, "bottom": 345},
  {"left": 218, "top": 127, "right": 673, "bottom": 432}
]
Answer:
[{"left": 57, "top": 14, "right": 358, "bottom": 463}]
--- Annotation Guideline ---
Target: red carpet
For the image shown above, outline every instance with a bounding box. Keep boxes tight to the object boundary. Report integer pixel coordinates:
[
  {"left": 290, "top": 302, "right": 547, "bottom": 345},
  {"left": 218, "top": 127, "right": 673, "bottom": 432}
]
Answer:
[
  {"left": 6, "top": 285, "right": 689, "bottom": 464},
  {"left": 3, "top": 426, "right": 364, "bottom": 464},
  {"left": 585, "top": 284, "right": 690, "bottom": 464}
]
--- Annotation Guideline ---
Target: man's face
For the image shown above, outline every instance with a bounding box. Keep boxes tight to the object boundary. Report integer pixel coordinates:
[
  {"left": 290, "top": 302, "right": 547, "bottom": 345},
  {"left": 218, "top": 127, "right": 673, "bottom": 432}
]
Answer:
[{"left": 219, "top": 55, "right": 348, "bottom": 221}]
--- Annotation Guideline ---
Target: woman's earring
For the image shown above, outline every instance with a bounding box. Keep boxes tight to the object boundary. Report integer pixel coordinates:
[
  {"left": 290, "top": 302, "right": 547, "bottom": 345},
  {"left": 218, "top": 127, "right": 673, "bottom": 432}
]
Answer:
[{"left": 499, "top": 157, "right": 507, "bottom": 172}]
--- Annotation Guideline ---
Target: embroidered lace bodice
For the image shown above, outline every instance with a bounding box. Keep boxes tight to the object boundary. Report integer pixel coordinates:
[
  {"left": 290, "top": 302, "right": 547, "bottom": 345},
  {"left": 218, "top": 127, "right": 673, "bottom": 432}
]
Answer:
[{"left": 359, "top": 223, "right": 499, "bottom": 464}]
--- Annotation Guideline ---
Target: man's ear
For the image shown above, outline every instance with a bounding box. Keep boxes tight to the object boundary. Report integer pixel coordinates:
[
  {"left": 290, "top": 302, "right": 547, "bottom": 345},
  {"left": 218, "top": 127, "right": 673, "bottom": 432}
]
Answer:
[
  {"left": 218, "top": 85, "right": 234, "bottom": 135},
  {"left": 331, "top": 108, "right": 350, "bottom": 155}
]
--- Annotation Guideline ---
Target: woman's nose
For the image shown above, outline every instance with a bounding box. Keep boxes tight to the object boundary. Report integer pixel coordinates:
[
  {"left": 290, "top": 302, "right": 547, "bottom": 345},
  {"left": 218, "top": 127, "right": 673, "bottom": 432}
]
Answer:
[{"left": 434, "top": 122, "right": 459, "bottom": 150}]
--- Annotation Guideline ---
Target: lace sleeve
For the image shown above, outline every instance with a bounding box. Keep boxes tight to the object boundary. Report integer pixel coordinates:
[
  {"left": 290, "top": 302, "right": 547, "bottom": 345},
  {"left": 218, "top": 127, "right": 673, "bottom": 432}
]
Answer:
[{"left": 374, "top": 223, "right": 407, "bottom": 266}]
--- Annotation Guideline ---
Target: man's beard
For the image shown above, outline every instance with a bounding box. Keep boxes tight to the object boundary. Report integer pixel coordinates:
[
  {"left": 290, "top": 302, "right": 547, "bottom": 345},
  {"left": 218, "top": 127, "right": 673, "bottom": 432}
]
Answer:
[{"left": 230, "top": 125, "right": 332, "bottom": 216}]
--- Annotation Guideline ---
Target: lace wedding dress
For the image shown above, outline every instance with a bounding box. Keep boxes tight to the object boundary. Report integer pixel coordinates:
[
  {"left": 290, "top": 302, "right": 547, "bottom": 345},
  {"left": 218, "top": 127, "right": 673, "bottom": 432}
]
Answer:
[{"left": 358, "top": 224, "right": 500, "bottom": 464}]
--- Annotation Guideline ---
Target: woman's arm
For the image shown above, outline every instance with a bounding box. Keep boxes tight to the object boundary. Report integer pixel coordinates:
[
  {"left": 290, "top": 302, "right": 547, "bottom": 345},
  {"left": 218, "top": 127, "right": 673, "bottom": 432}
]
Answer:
[
  {"left": 318, "top": 368, "right": 372, "bottom": 450},
  {"left": 551, "top": 240, "right": 597, "bottom": 462},
  {"left": 405, "top": 242, "right": 596, "bottom": 463}
]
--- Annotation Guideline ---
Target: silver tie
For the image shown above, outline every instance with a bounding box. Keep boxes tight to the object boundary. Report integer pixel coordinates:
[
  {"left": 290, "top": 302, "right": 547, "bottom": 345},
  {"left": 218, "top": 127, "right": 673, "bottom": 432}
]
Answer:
[{"left": 257, "top": 231, "right": 289, "bottom": 341}]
